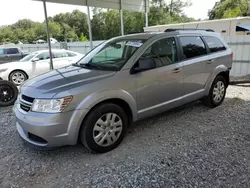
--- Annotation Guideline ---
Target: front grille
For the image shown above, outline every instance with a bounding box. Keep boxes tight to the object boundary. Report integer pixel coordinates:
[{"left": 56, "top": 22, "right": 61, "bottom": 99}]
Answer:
[
  {"left": 22, "top": 95, "right": 34, "bottom": 103},
  {"left": 28, "top": 133, "right": 47, "bottom": 144},
  {"left": 20, "top": 104, "right": 30, "bottom": 112},
  {"left": 19, "top": 94, "right": 34, "bottom": 112}
]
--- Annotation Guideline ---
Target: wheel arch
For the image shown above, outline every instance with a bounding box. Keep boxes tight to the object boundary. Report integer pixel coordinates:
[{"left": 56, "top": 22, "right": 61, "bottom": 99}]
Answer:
[
  {"left": 68, "top": 90, "right": 137, "bottom": 144},
  {"left": 205, "top": 65, "right": 230, "bottom": 95},
  {"left": 8, "top": 69, "right": 29, "bottom": 81}
]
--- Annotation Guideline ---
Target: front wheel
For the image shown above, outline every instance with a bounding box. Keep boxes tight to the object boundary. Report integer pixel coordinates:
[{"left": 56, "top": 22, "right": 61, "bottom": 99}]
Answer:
[
  {"left": 80, "top": 103, "right": 128, "bottom": 153},
  {"left": 10, "top": 70, "right": 28, "bottom": 86},
  {"left": 203, "top": 75, "right": 227, "bottom": 108}
]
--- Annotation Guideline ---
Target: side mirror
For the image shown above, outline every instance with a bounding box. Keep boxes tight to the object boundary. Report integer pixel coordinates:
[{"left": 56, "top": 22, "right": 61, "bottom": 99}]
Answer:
[
  {"left": 132, "top": 58, "right": 156, "bottom": 74},
  {"left": 32, "top": 57, "right": 39, "bottom": 62},
  {"left": 111, "top": 43, "right": 122, "bottom": 49}
]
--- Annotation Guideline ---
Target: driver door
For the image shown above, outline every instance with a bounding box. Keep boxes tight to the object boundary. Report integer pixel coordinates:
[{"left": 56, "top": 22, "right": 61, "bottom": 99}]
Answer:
[
  {"left": 133, "top": 37, "right": 184, "bottom": 119},
  {"left": 31, "top": 52, "right": 51, "bottom": 78}
]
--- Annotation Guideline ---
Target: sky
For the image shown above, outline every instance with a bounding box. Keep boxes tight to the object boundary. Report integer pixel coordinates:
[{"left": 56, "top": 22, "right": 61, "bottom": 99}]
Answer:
[{"left": 0, "top": 0, "right": 218, "bottom": 26}]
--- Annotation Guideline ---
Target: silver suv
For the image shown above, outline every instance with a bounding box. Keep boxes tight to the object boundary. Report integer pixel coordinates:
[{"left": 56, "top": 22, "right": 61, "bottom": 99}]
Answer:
[{"left": 13, "top": 29, "right": 233, "bottom": 153}]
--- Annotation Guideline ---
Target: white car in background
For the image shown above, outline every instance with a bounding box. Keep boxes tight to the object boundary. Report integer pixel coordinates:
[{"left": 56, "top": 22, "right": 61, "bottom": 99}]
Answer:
[{"left": 0, "top": 49, "right": 84, "bottom": 85}]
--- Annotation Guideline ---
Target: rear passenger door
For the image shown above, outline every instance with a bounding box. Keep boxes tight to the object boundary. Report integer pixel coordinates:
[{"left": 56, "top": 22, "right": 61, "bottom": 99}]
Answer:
[
  {"left": 7, "top": 48, "right": 21, "bottom": 62},
  {"left": 53, "top": 51, "right": 71, "bottom": 69},
  {"left": 179, "top": 36, "right": 211, "bottom": 98}
]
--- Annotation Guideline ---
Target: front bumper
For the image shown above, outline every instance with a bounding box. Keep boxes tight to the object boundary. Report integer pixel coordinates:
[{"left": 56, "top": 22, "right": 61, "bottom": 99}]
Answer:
[{"left": 14, "top": 103, "right": 89, "bottom": 148}]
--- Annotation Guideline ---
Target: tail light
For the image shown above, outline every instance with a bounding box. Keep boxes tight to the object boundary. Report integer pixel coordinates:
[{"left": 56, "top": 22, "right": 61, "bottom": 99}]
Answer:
[{"left": 231, "top": 52, "right": 234, "bottom": 60}]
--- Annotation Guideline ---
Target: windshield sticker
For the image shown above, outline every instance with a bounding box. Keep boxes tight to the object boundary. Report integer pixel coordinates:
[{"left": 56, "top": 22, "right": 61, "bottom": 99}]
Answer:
[{"left": 126, "top": 41, "right": 143, "bottom": 47}]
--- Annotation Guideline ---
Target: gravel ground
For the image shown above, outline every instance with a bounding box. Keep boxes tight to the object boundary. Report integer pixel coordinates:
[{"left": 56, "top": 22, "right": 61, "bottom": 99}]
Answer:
[{"left": 0, "top": 85, "right": 250, "bottom": 188}]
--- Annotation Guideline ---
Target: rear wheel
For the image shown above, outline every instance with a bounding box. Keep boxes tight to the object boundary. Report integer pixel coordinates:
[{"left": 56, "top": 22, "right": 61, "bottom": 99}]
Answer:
[
  {"left": 80, "top": 103, "right": 128, "bottom": 153},
  {"left": 10, "top": 70, "right": 28, "bottom": 86},
  {"left": 0, "top": 80, "right": 18, "bottom": 107},
  {"left": 203, "top": 75, "right": 227, "bottom": 108}
]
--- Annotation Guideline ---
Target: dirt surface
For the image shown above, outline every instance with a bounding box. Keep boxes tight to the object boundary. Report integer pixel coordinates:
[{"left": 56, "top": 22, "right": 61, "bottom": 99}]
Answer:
[{"left": 0, "top": 85, "right": 250, "bottom": 188}]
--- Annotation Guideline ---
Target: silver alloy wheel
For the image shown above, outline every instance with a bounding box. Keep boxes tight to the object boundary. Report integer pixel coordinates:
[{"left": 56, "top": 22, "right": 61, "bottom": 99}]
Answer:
[
  {"left": 213, "top": 81, "right": 225, "bottom": 103},
  {"left": 11, "top": 72, "right": 25, "bottom": 85},
  {"left": 93, "top": 113, "right": 123, "bottom": 147}
]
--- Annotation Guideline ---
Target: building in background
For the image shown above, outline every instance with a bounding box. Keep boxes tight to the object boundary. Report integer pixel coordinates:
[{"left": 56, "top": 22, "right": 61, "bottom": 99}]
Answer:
[{"left": 144, "top": 17, "right": 250, "bottom": 36}]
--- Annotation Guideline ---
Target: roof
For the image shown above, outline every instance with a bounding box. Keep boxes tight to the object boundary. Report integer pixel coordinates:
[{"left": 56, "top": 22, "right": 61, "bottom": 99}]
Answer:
[
  {"left": 33, "top": 0, "right": 149, "bottom": 12},
  {"left": 118, "top": 32, "right": 162, "bottom": 40},
  {"left": 30, "top": 49, "right": 78, "bottom": 54},
  {"left": 145, "top": 17, "right": 250, "bottom": 29},
  {"left": 115, "top": 29, "right": 219, "bottom": 40}
]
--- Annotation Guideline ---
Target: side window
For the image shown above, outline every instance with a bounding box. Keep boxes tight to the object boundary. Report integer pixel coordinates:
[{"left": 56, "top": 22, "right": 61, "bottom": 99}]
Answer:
[
  {"left": 142, "top": 37, "right": 177, "bottom": 68},
  {"left": 37, "top": 52, "right": 50, "bottom": 61},
  {"left": 7, "top": 48, "right": 19, "bottom": 54},
  {"left": 180, "top": 36, "right": 206, "bottom": 59},
  {"left": 67, "top": 52, "right": 77, "bottom": 57},
  {"left": 54, "top": 52, "right": 68, "bottom": 58},
  {"left": 204, "top": 36, "right": 226, "bottom": 53}
]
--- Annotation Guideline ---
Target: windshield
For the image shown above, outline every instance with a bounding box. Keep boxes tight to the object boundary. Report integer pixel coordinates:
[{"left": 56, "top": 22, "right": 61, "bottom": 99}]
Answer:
[
  {"left": 19, "top": 53, "right": 37, "bottom": 62},
  {"left": 77, "top": 39, "right": 145, "bottom": 71}
]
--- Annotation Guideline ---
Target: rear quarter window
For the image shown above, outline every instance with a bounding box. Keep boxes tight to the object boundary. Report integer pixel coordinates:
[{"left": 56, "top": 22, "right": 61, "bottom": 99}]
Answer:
[{"left": 203, "top": 36, "right": 226, "bottom": 53}]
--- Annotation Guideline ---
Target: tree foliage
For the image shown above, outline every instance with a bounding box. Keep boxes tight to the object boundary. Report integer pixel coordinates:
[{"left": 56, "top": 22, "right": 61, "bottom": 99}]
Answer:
[
  {"left": 209, "top": 0, "right": 250, "bottom": 19},
  {"left": 0, "top": 1, "right": 194, "bottom": 43}
]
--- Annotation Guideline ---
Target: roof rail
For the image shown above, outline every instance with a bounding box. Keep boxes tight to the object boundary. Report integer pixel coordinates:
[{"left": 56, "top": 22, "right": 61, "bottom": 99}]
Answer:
[{"left": 164, "top": 28, "right": 215, "bottom": 32}]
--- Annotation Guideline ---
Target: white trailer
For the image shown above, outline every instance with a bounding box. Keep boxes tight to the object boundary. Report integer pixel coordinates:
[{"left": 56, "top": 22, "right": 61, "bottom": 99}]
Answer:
[{"left": 144, "top": 17, "right": 250, "bottom": 36}]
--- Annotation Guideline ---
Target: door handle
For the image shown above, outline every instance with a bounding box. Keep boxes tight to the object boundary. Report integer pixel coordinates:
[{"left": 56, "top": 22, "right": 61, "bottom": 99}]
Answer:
[
  {"left": 207, "top": 59, "right": 215, "bottom": 64},
  {"left": 172, "top": 68, "right": 182, "bottom": 73}
]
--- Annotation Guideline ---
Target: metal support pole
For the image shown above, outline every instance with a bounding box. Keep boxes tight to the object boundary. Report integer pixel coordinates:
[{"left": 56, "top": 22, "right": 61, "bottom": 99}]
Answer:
[
  {"left": 120, "top": 10, "right": 124, "bottom": 36},
  {"left": 87, "top": 4, "right": 93, "bottom": 49},
  {"left": 43, "top": 0, "right": 53, "bottom": 70},
  {"left": 145, "top": 12, "right": 148, "bottom": 28},
  {"left": 120, "top": 0, "right": 124, "bottom": 36},
  {"left": 145, "top": 0, "right": 149, "bottom": 28}
]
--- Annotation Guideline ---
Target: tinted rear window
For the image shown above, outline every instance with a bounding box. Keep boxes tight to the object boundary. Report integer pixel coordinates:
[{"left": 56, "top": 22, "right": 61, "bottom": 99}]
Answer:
[
  {"left": 7, "top": 48, "right": 19, "bottom": 54},
  {"left": 179, "top": 36, "right": 206, "bottom": 59},
  {"left": 204, "top": 36, "right": 226, "bottom": 53}
]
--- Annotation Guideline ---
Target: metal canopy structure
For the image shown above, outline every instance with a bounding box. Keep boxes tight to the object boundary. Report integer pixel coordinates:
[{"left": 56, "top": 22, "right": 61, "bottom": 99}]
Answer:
[{"left": 33, "top": 0, "right": 150, "bottom": 70}]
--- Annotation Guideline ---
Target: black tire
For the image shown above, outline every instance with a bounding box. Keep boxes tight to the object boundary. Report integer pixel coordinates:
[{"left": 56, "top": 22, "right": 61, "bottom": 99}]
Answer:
[
  {"left": 0, "top": 80, "right": 18, "bottom": 107},
  {"left": 80, "top": 103, "right": 128, "bottom": 153},
  {"left": 203, "top": 75, "right": 227, "bottom": 108},
  {"left": 9, "top": 70, "right": 28, "bottom": 86}
]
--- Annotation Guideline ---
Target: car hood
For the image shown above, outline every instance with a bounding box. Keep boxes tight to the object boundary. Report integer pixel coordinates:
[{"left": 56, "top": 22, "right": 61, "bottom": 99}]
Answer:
[
  {"left": 0, "top": 61, "right": 23, "bottom": 68},
  {"left": 21, "top": 65, "right": 116, "bottom": 98}
]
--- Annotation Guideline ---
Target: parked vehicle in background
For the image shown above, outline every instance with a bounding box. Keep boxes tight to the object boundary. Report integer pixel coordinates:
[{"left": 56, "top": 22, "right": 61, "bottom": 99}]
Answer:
[
  {"left": 13, "top": 29, "right": 233, "bottom": 153},
  {"left": 50, "top": 38, "right": 58, "bottom": 44},
  {"left": 0, "top": 49, "right": 84, "bottom": 85},
  {"left": 33, "top": 38, "right": 58, "bottom": 44},
  {"left": 0, "top": 47, "right": 29, "bottom": 64},
  {"left": 33, "top": 39, "right": 46, "bottom": 44}
]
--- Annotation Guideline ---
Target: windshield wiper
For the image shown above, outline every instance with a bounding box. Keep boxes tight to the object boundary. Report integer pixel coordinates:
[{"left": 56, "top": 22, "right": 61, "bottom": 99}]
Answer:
[{"left": 73, "top": 63, "right": 103, "bottom": 70}]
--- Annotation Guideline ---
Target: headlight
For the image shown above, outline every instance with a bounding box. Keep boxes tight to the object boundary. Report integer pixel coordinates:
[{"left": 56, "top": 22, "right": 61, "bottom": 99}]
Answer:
[
  {"left": 0, "top": 68, "right": 7, "bottom": 73},
  {"left": 31, "top": 96, "right": 73, "bottom": 113}
]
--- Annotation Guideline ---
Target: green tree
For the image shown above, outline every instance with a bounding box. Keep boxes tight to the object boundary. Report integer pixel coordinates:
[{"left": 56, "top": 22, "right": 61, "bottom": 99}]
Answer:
[
  {"left": 79, "top": 32, "right": 88, "bottom": 41},
  {"left": 151, "top": 0, "right": 192, "bottom": 15},
  {"left": 209, "top": 0, "right": 250, "bottom": 19},
  {"left": 53, "top": 10, "right": 88, "bottom": 37}
]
